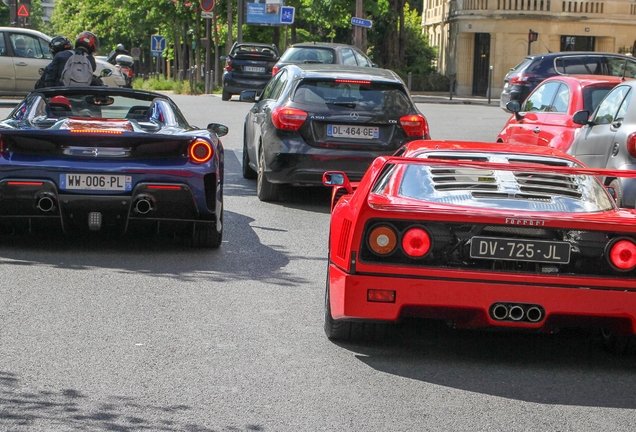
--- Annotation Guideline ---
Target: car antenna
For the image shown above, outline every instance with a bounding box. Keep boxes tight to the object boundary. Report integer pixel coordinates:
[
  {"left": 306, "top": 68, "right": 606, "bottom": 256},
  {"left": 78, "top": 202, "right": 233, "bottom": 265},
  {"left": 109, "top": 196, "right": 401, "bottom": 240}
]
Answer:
[
  {"left": 542, "top": 41, "right": 552, "bottom": 53},
  {"left": 622, "top": 59, "right": 628, "bottom": 81}
]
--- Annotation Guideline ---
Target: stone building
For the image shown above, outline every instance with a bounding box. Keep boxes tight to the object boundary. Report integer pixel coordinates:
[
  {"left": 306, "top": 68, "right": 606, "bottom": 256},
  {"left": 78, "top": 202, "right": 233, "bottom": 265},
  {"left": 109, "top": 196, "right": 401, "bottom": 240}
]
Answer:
[{"left": 422, "top": 0, "right": 636, "bottom": 98}]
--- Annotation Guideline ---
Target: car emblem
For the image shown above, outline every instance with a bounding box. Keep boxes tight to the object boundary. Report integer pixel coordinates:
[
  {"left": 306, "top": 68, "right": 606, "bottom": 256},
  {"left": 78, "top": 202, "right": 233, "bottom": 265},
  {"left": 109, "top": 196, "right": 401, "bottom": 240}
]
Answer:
[
  {"left": 505, "top": 218, "right": 545, "bottom": 226},
  {"left": 350, "top": 112, "right": 359, "bottom": 120},
  {"left": 92, "top": 148, "right": 99, "bottom": 157}
]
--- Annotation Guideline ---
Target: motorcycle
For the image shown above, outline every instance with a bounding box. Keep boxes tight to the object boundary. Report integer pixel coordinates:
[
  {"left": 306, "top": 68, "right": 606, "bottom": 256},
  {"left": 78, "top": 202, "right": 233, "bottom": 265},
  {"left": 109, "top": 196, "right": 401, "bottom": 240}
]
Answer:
[{"left": 114, "top": 54, "right": 134, "bottom": 88}]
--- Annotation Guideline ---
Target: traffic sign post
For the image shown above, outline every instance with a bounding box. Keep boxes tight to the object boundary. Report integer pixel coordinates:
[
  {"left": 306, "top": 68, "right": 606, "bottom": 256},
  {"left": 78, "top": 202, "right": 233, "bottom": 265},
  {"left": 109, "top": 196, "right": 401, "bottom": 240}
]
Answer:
[
  {"left": 280, "top": 6, "right": 295, "bottom": 24},
  {"left": 151, "top": 35, "right": 166, "bottom": 57},
  {"left": 351, "top": 17, "right": 372, "bottom": 29},
  {"left": 200, "top": 0, "right": 214, "bottom": 11}
]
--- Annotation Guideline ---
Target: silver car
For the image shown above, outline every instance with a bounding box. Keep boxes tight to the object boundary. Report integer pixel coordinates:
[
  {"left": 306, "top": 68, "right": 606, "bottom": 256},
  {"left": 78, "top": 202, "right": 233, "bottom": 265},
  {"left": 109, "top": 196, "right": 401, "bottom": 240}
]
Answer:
[{"left": 568, "top": 78, "right": 636, "bottom": 207}]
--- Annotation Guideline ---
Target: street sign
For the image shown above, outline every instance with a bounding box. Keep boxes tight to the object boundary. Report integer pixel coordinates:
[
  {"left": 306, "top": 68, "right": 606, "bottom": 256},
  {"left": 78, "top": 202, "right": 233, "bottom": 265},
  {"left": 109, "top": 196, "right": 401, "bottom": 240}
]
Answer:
[
  {"left": 351, "top": 17, "right": 372, "bottom": 29},
  {"left": 200, "top": 0, "right": 214, "bottom": 12},
  {"left": 280, "top": 6, "right": 295, "bottom": 24},
  {"left": 17, "top": 4, "right": 29, "bottom": 17},
  {"left": 202, "top": 11, "right": 214, "bottom": 19},
  {"left": 130, "top": 47, "right": 141, "bottom": 60},
  {"left": 151, "top": 35, "right": 166, "bottom": 54}
]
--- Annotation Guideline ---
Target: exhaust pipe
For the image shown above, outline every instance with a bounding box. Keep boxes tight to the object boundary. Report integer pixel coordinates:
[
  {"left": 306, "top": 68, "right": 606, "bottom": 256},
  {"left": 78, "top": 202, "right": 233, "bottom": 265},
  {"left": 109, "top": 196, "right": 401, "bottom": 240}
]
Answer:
[
  {"left": 509, "top": 305, "right": 525, "bottom": 321},
  {"left": 491, "top": 303, "right": 509, "bottom": 320},
  {"left": 133, "top": 195, "right": 154, "bottom": 215},
  {"left": 526, "top": 306, "right": 543, "bottom": 323},
  {"left": 36, "top": 193, "right": 56, "bottom": 212}
]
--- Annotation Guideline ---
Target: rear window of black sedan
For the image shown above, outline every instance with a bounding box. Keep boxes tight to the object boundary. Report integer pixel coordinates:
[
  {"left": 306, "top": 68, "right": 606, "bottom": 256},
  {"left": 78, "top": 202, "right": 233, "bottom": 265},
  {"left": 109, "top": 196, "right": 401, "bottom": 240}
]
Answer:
[
  {"left": 291, "top": 80, "right": 412, "bottom": 113},
  {"left": 231, "top": 45, "right": 278, "bottom": 59}
]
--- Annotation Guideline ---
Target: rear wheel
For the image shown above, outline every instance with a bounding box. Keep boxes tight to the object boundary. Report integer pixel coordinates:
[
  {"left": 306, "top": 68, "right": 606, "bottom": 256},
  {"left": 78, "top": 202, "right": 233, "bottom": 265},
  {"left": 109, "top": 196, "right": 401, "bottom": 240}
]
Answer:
[
  {"left": 609, "top": 179, "right": 624, "bottom": 208},
  {"left": 242, "top": 137, "right": 257, "bottom": 180},
  {"left": 257, "top": 145, "right": 280, "bottom": 202},
  {"left": 324, "top": 270, "right": 389, "bottom": 341},
  {"left": 222, "top": 90, "right": 231, "bottom": 101},
  {"left": 191, "top": 222, "right": 222, "bottom": 248}
]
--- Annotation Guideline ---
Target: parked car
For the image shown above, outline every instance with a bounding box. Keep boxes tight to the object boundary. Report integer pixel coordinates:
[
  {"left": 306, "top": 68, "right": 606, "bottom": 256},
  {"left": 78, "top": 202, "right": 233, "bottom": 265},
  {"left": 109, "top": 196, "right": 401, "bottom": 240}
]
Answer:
[
  {"left": 221, "top": 42, "right": 279, "bottom": 101},
  {"left": 323, "top": 139, "right": 636, "bottom": 349},
  {"left": 0, "top": 87, "right": 228, "bottom": 247},
  {"left": 497, "top": 75, "right": 624, "bottom": 151},
  {"left": 239, "top": 64, "right": 430, "bottom": 202},
  {"left": 0, "top": 27, "right": 53, "bottom": 95},
  {"left": 500, "top": 52, "right": 636, "bottom": 110},
  {"left": 568, "top": 78, "right": 636, "bottom": 208},
  {"left": 272, "top": 42, "right": 376, "bottom": 76}
]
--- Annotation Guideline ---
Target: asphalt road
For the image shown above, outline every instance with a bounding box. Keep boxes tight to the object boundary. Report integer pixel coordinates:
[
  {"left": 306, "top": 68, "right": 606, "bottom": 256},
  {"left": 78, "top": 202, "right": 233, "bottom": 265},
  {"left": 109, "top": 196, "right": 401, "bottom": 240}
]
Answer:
[{"left": 1, "top": 96, "right": 635, "bottom": 431}]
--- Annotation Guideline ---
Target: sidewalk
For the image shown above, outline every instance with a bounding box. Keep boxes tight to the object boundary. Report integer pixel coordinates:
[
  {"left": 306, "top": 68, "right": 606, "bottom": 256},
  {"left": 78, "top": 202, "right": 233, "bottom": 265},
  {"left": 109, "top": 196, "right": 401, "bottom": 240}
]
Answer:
[{"left": 410, "top": 92, "right": 500, "bottom": 106}]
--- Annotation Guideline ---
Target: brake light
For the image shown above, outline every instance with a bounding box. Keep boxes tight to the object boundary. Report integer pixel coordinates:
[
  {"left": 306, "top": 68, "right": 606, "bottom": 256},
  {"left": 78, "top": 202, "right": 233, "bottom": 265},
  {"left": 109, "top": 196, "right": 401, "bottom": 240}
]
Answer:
[
  {"left": 368, "top": 225, "right": 397, "bottom": 255},
  {"left": 225, "top": 59, "right": 233, "bottom": 72},
  {"left": 627, "top": 132, "right": 636, "bottom": 158},
  {"left": 271, "top": 107, "right": 307, "bottom": 130},
  {"left": 509, "top": 74, "right": 536, "bottom": 84},
  {"left": 335, "top": 79, "right": 371, "bottom": 85},
  {"left": 272, "top": 66, "right": 280, "bottom": 76},
  {"left": 401, "top": 227, "right": 431, "bottom": 258},
  {"left": 189, "top": 139, "right": 214, "bottom": 163},
  {"left": 399, "top": 114, "right": 429, "bottom": 137},
  {"left": 367, "top": 289, "right": 396, "bottom": 303},
  {"left": 608, "top": 238, "right": 636, "bottom": 271}
]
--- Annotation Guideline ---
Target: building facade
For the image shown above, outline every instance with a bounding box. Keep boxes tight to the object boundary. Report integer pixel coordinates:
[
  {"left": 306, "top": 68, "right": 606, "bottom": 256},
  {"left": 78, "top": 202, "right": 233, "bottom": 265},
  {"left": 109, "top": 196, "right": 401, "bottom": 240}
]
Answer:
[{"left": 422, "top": 0, "right": 636, "bottom": 97}]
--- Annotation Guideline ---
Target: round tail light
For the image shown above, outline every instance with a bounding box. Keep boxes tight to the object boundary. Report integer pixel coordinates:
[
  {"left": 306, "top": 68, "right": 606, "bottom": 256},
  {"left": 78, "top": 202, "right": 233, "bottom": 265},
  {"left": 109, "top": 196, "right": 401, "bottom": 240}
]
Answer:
[
  {"left": 401, "top": 227, "right": 431, "bottom": 258},
  {"left": 608, "top": 238, "right": 636, "bottom": 271},
  {"left": 189, "top": 139, "right": 214, "bottom": 163},
  {"left": 368, "top": 226, "right": 397, "bottom": 255}
]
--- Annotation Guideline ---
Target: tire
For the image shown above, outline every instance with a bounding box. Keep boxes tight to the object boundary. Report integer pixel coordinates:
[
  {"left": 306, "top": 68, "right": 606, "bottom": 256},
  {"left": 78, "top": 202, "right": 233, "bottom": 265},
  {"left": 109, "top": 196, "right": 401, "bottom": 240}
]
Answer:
[
  {"left": 323, "top": 269, "right": 389, "bottom": 341},
  {"left": 609, "top": 179, "right": 624, "bottom": 208},
  {"left": 221, "top": 90, "right": 231, "bottom": 101},
  {"left": 242, "top": 136, "right": 257, "bottom": 180},
  {"left": 257, "top": 145, "right": 280, "bottom": 202},
  {"left": 191, "top": 222, "right": 222, "bottom": 248}
]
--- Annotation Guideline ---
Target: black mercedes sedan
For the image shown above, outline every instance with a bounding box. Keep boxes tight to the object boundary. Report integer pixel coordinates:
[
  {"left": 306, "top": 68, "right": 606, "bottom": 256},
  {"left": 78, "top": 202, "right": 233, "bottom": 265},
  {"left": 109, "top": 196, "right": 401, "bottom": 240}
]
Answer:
[{"left": 239, "top": 64, "right": 430, "bottom": 202}]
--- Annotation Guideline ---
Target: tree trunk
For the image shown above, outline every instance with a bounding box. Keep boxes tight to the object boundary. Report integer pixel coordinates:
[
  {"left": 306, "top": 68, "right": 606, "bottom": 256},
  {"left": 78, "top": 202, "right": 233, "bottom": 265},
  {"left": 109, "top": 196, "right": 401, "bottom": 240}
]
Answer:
[{"left": 226, "top": 0, "right": 233, "bottom": 53}]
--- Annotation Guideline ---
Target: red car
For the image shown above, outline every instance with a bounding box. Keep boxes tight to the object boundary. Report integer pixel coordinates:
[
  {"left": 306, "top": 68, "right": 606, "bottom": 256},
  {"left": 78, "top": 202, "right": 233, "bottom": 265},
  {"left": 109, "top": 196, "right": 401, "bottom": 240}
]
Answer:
[
  {"left": 497, "top": 75, "right": 625, "bottom": 152},
  {"left": 323, "top": 140, "right": 636, "bottom": 351}
]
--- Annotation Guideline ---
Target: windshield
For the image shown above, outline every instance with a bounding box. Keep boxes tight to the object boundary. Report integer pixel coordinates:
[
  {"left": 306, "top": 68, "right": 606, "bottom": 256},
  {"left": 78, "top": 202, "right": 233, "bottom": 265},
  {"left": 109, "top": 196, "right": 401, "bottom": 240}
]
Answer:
[{"left": 280, "top": 47, "right": 334, "bottom": 64}]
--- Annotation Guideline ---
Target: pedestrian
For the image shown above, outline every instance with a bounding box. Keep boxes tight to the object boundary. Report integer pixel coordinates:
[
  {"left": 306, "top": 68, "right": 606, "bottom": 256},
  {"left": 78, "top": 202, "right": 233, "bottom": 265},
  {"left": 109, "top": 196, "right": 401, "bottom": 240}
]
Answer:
[
  {"left": 45, "top": 31, "right": 100, "bottom": 87},
  {"left": 34, "top": 36, "right": 73, "bottom": 89}
]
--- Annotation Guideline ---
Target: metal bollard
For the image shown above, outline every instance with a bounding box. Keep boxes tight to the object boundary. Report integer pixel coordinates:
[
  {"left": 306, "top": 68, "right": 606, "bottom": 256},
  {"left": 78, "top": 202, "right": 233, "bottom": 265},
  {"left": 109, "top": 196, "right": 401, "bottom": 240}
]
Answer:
[{"left": 407, "top": 72, "right": 412, "bottom": 92}]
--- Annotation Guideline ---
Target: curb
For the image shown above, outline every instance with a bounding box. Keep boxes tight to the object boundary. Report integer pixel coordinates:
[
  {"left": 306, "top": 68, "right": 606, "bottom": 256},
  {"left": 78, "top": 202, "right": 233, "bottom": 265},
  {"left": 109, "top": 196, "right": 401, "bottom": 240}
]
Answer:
[{"left": 411, "top": 95, "right": 499, "bottom": 106}]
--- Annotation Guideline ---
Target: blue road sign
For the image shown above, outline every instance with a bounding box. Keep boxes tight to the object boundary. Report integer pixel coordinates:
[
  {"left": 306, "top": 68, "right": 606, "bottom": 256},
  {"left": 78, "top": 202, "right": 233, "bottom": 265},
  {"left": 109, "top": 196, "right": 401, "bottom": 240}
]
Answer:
[
  {"left": 351, "top": 17, "right": 373, "bottom": 29},
  {"left": 280, "top": 6, "right": 295, "bottom": 24},
  {"left": 151, "top": 35, "right": 166, "bottom": 53}
]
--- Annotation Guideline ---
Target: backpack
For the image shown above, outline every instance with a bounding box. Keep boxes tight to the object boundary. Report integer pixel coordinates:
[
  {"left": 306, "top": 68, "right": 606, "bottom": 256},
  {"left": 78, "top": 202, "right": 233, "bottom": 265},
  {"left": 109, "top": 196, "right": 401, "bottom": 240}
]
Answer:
[{"left": 61, "top": 50, "right": 93, "bottom": 86}]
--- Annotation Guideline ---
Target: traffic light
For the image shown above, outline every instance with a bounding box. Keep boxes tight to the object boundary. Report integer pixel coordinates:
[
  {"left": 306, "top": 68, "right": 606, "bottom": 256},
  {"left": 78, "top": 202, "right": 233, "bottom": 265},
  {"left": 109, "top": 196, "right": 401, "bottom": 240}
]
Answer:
[{"left": 528, "top": 30, "right": 538, "bottom": 43}]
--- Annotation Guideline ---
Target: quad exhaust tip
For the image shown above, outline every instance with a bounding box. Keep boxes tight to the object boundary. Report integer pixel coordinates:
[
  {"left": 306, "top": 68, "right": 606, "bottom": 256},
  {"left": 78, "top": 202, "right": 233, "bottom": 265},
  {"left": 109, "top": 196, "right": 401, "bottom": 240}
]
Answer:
[{"left": 490, "top": 303, "right": 544, "bottom": 324}]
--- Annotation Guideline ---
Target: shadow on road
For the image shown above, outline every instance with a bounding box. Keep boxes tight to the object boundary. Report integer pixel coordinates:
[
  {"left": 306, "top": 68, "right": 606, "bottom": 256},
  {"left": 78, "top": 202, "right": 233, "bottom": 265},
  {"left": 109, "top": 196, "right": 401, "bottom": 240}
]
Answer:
[{"left": 337, "top": 319, "right": 636, "bottom": 408}]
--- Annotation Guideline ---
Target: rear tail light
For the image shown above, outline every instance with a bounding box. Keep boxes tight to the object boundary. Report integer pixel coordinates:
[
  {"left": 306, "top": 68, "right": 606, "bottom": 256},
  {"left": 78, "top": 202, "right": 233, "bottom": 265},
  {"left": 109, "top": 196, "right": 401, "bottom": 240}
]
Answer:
[
  {"left": 627, "top": 132, "right": 636, "bottom": 158},
  {"left": 509, "top": 74, "right": 536, "bottom": 84},
  {"left": 271, "top": 107, "right": 307, "bottom": 130},
  {"left": 401, "top": 227, "right": 431, "bottom": 258},
  {"left": 272, "top": 66, "right": 280, "bottom": 76},
  {"left": 189, "top": 139, "right": 214, "bottom": 163},
  {"left": 368, "top": 225, "right": 397, "bottom": 255},
  {"left": 367, "top": 289, "right": 396, "bottom": 303},
  {"left": 608, "top": 238, "right": 636, "bottom": 271},
  {"left": 399, "top": 114, "right": 429, "bottom": 137},
  {"left": 225, "top": 59, "right": 233, "bottom": 72}
]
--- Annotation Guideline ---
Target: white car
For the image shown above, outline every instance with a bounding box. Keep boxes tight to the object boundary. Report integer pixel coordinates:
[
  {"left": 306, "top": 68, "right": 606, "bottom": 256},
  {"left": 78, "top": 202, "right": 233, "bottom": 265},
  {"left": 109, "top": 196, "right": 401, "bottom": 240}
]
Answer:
[{"left": 94, "top": 58, "right": 128, "bottom": 88}]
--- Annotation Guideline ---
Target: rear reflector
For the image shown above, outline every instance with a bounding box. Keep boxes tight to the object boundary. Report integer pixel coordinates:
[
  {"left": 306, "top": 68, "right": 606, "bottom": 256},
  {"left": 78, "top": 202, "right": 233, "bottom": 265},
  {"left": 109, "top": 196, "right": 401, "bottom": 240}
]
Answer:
[
  {"left": 146, "top": 185, "right": 182, "bottom": 190},
  {"left": 7, "top": 181, "right": 44, "bottom": 186},
  {"left": 368, "top": 289, "right": 396, "bottom": 303}
]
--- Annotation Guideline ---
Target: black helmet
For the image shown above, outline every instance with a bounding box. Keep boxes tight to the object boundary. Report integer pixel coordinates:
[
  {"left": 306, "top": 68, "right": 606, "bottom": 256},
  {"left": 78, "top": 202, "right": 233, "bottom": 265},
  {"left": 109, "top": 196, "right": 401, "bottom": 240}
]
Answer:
[
  {"left": 75, "top": 31, "right": 99, "bottom": 54},
  {"left": 116, "top": 43, "right": 126, "bottom": 51},
  {"left": 49, "top": 36, "right": 72, "bottom": 56}
]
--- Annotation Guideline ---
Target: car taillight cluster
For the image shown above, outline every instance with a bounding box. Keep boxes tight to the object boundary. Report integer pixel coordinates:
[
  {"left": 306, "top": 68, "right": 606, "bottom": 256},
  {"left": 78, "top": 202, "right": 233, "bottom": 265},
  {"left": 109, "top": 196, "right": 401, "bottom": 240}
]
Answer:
[
  {"left": 272, "top": 66, "right": 279, "bottom": 76},
  {"left": 399, "top": 114, "right": 429, "bottom": 138},
  {"left": 509, "top": 74, "right": 536, "bottom": 84},
  {"left": 607, "top": 238, "right": 636, "bottom": 271},
  {"left": 368, "top": 224, "right": 432, "bottom": 258},
  {"left": 189, "top": 138, "right": 214, "bottom": 163},
  {"left": 271, "top": 107, "right": 307, "bottom": 131},
  {"left": 225, "top": 59, "right": 233, "bottom": 72},
  {"left": 626, "top": 132, "right": 636, "bottom": 158}
]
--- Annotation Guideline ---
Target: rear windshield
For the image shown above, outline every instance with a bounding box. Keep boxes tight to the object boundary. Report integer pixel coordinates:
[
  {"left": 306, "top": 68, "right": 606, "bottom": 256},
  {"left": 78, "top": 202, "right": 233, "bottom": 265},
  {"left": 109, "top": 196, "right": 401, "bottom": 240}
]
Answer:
[
  {"left": 280, "top": 47, "right": 334, "bottom": 64},
  {"left": 292, "top": 80, "right": 412, "bottom": 113},
  {"left": 231, "top": 45, "right": 278, "bottom": 59},
  {"left": 582, "top": 86, "right": 614, "bottom": 112}
]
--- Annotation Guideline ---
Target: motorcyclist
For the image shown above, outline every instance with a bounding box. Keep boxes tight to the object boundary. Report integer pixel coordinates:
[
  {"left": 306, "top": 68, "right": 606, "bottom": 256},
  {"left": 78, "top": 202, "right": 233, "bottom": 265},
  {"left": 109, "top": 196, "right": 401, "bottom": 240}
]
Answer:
[
  {"left": 35, "top": 36, "right": 73, "bottom": 89},
  {"left": 107, "top": 43, "right": 129, "bottom": 65},
  {"left": 45, "top": 31, "right": 100, "bottom": 87}
]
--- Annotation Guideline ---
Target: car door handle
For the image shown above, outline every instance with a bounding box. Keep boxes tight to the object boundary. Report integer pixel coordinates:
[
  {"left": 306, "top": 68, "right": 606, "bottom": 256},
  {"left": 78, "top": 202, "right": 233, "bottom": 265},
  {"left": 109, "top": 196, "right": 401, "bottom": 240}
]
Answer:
[
  {"left": 15, "top": 62, "right": 28, "bottom": 66},
  {"left": 533, "top": 128, "right": 540, "bottom": 134},
  {"left": 612, "top": 142, "right": 620, "bottom": 156}
]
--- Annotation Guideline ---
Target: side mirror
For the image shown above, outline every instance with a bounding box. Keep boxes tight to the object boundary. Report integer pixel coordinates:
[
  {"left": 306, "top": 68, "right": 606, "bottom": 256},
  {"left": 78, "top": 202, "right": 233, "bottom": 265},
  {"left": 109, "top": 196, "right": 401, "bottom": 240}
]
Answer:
[
  {"left": 506, "top": 100, "right": 523, "bottom": 121},
  {"left": 239, "top": 90, "right": 257, "bottom": 102},
  {"left": 220, "top": 55, "right": 227, "bottom": 61},
  {"left": 100, "top": 68, "right": 113, "bottom": 77},
  {"left": 207, "top": 122, "right": 229, "bottom": 137},
  {"left": 323, "top": 171, "right": 352, "bottom": 192},
  {"left": 606, "top": 185, "right": 617, "bottom": 201},
  {"left": 572, "top": 110, "right": 591, "bottom": 126}
]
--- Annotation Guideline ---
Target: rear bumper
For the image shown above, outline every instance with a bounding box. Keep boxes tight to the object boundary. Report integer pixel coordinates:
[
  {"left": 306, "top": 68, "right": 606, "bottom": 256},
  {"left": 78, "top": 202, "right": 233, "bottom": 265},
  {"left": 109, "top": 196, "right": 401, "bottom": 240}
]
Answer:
[
  {"left": 328, "top": 264, "right": 636, "bottom": 333},
  {"left": 222, "top": 73, "right": 270, "bottom": 94}
]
